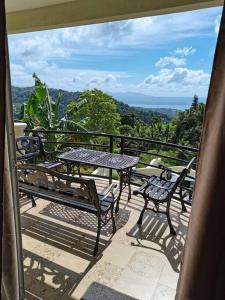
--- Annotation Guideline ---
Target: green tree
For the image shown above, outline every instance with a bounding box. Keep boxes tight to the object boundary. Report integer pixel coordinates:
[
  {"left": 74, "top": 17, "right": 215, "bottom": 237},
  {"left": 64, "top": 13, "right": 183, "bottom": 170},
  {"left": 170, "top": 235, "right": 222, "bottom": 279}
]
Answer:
[
  {"left": 66, "top": 89, "right": 121, "bottom": 134},
  {"left": 120, "top": 112, "right": 138, "bottom": 127},
  {"left": 191, "top": 94, "right": 199, "bottom": 110},
  {"left": 172, "top": 102, "right": 205, "bottom": 147},
  {"left": 119, "top": 124, "right": 134, "bottom": 136},
  {"left": 20, "top": 74, "right": 87, "bottom": 151},
  {"left": 21, "top": 73, "right": 86, "bottom": 132}
]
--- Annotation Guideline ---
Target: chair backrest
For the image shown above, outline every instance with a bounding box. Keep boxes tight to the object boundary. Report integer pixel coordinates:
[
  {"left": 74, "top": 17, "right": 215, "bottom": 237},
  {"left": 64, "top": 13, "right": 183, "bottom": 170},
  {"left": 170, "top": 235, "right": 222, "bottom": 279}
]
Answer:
[
  {"left": 16, "top": 136, "right": 41, "bottom": 161},
  {"left": 173, "top": 156, "right": 196, "bottom": 190},
  {"left": 18, "top": 164, "right": 100, "bottom": 211}
]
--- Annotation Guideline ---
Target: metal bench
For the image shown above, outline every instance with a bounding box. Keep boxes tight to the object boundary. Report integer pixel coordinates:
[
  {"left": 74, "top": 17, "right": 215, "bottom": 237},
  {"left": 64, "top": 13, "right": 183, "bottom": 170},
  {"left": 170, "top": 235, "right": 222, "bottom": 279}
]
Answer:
[
  {"left": 18, "top": 164, "right": 119, "bottom": 256},
  {"left": 133, "top": 157, "right": 196, "bottom": 235}
]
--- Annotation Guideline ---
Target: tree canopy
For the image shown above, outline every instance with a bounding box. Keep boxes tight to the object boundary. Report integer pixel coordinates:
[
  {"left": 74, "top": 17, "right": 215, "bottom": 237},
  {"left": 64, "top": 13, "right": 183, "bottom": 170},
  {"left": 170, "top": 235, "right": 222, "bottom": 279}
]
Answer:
[
  {"left": 66, "top": 89, "right": 121, "bottom": 134},
  {"left": 16, "top": 74, "right": 205, "bottom": 149}
]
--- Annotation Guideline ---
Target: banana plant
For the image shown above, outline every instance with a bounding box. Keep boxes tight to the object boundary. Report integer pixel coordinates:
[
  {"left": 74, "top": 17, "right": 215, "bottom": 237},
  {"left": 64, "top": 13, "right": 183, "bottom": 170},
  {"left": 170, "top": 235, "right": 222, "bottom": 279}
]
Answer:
[{"left": 20, "top": 73, "right": 88, "bottom": 151}]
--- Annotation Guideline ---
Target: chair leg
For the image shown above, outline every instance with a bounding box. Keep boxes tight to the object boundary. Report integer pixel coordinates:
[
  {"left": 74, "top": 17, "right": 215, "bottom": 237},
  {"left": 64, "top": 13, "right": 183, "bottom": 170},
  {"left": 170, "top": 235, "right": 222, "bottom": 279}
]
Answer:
[
  {"left": 137, "top": 198, "right": 148, "bottom": 225},
  {"left": 111, "top": 205, "right": 117, "bottom": 234},
  {"left": 93, "top": 217, "right": 101, "bottom": 256},
  {"left": 29, "top": 195, "right": 36, "bottom": 207},
  {"left": 179, "top": 187, "right": 187, "bottom": 212},
  {"left": 166, "top": 200, "right": 176, "bottom": 235}
]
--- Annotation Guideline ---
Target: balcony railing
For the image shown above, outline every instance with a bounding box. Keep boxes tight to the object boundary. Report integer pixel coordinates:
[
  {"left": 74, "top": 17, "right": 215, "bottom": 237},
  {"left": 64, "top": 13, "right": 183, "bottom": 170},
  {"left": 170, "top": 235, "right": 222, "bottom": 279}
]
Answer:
[{"left": 24, "top": 129, "right": 198, "bottom": 204}]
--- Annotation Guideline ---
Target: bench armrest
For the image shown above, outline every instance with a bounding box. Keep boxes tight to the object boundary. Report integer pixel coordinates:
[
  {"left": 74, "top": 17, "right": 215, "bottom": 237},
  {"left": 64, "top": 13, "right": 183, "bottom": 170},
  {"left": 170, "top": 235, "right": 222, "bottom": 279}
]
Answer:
[{"left": 100, "top": 183, "right": 119, "bottom": 202}]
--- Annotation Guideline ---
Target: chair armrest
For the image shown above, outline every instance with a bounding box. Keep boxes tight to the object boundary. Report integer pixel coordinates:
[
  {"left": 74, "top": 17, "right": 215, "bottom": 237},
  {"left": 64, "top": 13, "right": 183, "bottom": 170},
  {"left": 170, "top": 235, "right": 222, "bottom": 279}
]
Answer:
[
  {"left": 133, "top": 177, "right": 151, "bottom": 195},
  {"left": 158, "top": 164, "right": 172, "bottom": 180}
]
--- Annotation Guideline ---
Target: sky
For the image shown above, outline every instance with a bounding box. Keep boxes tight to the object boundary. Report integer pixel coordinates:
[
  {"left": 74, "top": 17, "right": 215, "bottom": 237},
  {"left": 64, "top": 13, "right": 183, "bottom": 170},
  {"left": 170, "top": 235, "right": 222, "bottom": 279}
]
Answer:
[{"left": 8, "top": 6, "right": 222, "bottom": 98}]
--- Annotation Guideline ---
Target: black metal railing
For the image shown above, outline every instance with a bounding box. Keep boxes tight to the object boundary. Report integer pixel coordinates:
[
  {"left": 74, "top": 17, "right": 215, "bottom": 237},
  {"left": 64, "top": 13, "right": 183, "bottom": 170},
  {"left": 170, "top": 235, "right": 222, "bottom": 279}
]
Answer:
[{"left": 24, "top": 129, "right": 198, "bottom": 204}]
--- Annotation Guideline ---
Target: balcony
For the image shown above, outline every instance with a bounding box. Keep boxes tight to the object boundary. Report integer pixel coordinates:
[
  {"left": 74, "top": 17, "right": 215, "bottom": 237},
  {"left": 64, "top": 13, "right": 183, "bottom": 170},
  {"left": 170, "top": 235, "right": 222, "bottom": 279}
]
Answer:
[{"left": 20, "top": 130, "right": 195, "bottom": 300}]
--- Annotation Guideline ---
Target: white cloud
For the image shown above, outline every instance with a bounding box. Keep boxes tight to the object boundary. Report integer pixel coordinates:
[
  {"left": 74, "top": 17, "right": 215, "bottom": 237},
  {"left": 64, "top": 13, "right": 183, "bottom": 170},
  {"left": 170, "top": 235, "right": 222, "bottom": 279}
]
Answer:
[
  {"left": 10, "top": 62, "right": 125, "bottom": 92},
  {"left": 139, "top": 67, "right": 210, "bottom": 96},
  {"left": 8, "top": 7, "right": 221, "bottom": 97},
  {"left": 155, "top": 56, "right": 186, "bottom": 68},
  {"left": 215, "top": 14, "right": 222, "bottom": 34},
  {"left": 173, "top": 47, "right": 196, "bottom": 56},
  {"left": 9, "top": 7, "right": 221, "bottom": 61}
]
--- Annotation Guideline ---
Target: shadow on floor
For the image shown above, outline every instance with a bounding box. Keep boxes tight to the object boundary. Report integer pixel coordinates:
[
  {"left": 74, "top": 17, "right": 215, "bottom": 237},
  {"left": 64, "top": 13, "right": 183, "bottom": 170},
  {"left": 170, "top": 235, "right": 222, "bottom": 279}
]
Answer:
[
  {"left": 23, "top": 249, "right": 80, "bottom": 300},
  {"left": 21, "top": 212, "right": 111, "bottom": 261},
  {"left": 81, "top": 282, "right": 138, "bottom": 300},
  {"left": 39, "top": 202, "right": 131, "bottom": 237},
  {"left": 127, "top": 206, "right": 188, "bottom": 273},
  {"left": 19, "top": 196, "right": 32, "bottom": 208}
]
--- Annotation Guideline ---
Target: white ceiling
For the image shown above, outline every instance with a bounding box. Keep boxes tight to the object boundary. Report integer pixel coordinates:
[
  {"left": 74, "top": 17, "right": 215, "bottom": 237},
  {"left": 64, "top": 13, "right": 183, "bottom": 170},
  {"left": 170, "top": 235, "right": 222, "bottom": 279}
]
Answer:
[
  {"left": 6, "top": 0, "right": 74, "bottom": 12},
  {"left": 6, "top": 0, "right": 223, "bottom": 34}
]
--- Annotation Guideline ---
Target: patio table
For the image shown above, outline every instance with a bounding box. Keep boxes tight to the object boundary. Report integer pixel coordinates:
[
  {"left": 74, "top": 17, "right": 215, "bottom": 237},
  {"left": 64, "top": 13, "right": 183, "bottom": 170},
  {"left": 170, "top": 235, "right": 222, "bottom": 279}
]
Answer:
[{"left": 57, "top": 148, "right": 139, "bottom": 212}]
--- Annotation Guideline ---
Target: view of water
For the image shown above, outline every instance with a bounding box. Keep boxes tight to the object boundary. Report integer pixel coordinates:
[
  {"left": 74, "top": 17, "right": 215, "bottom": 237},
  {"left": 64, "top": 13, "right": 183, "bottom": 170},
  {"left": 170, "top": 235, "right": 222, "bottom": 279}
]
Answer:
[{"left": 132, "top": 104, "right": 190, "bottom": 111}]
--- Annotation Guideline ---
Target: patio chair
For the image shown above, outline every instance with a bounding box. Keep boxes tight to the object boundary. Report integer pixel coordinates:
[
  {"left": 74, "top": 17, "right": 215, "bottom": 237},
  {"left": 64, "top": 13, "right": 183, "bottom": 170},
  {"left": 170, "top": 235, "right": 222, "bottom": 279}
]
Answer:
[
  {"left": 16, "top": 136, "right": 62, "bottom": 170},
  {"left": 133, "top": 157, "right": 196, "bottom": 235}
]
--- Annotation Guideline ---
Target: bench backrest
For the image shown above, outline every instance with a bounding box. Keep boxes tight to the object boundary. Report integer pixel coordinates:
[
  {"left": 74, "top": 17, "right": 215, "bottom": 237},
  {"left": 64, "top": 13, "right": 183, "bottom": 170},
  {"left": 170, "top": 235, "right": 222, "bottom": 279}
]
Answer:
[{"left": 18, "top": 164, "right": 100, "bottom": 212}]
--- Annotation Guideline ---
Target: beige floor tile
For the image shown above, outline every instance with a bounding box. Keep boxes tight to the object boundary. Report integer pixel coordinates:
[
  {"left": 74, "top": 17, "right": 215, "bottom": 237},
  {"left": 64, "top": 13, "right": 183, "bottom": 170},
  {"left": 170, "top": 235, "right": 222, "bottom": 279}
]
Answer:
[
  {"left": 101, "top": 242, "right": 136, "bottom": 267},
  {"left": 151, "top": 283, "right": 176, "bottom": 300}
]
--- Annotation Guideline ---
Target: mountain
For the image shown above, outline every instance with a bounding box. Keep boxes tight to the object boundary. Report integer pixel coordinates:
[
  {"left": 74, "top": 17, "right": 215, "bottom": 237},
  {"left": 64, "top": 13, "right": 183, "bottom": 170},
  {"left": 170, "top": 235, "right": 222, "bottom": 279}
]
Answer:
[
  {"left": 134, "top": 106, "right": 179, "bottom": 118},
  {"left": 12, "top": 86, "right": 81, "bottom": 118},
  {"left": 12, "top": 86, "right": 180, "bottom": 122}
]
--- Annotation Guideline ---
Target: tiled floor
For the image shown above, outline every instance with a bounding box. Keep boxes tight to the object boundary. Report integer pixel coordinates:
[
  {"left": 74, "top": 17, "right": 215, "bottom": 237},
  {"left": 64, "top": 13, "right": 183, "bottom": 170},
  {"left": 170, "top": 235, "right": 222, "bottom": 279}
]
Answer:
[{"left": 20, "top": 178, "right": 191, "bottom": 300}]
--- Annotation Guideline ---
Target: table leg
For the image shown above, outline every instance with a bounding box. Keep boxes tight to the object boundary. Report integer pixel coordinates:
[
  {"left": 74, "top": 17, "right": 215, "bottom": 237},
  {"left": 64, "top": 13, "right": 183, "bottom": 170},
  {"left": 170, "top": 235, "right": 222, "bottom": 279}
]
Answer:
[
  {"left": 115, "top": 171, "right": 123, "bottom": 213},
  {"left": 127, "top": 168, "right": 132, "bottom": 201},
  {"left": 66, "top": 162, "right": 71, "bottom": 175},
  {"left": 115, "top": 168, "right": 132, "bottom": 212},
  {"left": 77, "top": 164, "right": 81, "bottom": 177}
]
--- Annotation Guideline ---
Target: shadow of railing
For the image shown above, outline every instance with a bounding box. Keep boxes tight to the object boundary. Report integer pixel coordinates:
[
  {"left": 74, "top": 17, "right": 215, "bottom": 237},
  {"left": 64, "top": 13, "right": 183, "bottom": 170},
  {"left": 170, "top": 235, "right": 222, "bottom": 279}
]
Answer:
[
  {"left": 19, "top": 196, "right": 32, "bottom": 208},
  {"left": 81, "top": 282, "right": 138, "bottom": 300},
  {"left": 126, "top": 203, "right": 188, "bottom": 273},
  {"left": 23, "top": 249, "right": 80, "bottom": 299},
  {"left": 21, "top": 212, "right": 110, "bottom": 261}
]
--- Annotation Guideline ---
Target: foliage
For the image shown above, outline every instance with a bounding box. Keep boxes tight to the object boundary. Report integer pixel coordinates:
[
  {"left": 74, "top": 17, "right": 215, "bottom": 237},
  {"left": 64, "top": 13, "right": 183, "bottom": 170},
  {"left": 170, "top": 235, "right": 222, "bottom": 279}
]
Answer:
[
  {"left": 172, "top": 100, "right": 205, "bottom": 148},
  {"left": 15, "top": 74, "right": 204, "bottom": 163},
  {"left": 119, "top": 124, "right": 134, "bottom": 136},
  {"left": 66, "top": 89, "right": 121, "bottom": 134},
  {"left": 13, "top": 84, "right": 172, "bottom": 126},
  {"left": 20, "top": 74, "right": 86, "bottom": 131},
  {"left": 20, "top": 74, "right": 88, "bottom": 151}
]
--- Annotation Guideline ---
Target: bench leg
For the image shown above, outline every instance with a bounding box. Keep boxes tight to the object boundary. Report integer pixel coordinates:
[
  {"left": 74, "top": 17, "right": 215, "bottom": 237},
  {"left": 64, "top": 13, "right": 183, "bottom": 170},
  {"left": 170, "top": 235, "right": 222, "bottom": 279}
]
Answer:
[
  {"left": 166, "top": 200, "right": 176, "bottom": 235},
  {"left": 93, "top": 218, "right": 101, "bottom": 256},
  {"left": 179, "top": 186, "right": 187, "bottom": 212},
  {"left": 137, "top": 198, "right": 148, "bottom": 225}
]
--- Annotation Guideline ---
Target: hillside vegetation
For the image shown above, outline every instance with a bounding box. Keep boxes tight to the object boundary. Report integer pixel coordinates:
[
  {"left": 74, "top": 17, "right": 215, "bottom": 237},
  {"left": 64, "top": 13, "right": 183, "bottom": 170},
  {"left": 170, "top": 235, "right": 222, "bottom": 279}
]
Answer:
[{"left": 15, "top": 74, "right": 204, "bottom": 150}]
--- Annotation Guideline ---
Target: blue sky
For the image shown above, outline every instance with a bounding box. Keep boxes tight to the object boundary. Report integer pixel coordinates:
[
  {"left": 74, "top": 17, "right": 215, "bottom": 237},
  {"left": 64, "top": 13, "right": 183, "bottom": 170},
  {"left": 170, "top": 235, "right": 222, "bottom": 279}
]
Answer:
[{"left": 9, "top": 6, "right": 222, "bottom": 97}]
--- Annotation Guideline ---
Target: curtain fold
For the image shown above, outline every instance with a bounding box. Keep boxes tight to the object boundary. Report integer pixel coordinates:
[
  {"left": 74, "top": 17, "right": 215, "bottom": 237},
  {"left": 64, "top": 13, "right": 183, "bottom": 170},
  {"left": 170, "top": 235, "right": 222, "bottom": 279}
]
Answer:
[
  {"left": 176, "top": 3, "right": 225, "bottom": 300},
  {"left": 1, "top": 0, "right": 24, "bottom": 299}
]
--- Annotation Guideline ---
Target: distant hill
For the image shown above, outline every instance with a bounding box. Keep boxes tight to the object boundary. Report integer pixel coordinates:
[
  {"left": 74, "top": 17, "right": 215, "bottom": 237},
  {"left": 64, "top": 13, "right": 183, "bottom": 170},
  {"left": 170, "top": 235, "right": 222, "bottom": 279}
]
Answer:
[
  {"left": 12, "top": 86, "right": 176, "bottom": 123},
  {"left": 134, "top": 106, "right": 180, "bottom": 118},
  {"left": 12, "top": 86, "right": 82, "bottom": 118},
  {"left": 111, "top": 92, "right": 205, "bottom": 111}
]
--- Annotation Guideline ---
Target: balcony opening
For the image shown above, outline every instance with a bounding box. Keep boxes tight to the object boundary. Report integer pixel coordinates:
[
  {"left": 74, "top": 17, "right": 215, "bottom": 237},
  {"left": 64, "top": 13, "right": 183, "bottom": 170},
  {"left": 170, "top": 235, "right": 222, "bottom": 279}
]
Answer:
[{"left": 8, "top": 4, "right": 222, "bottom": 300}]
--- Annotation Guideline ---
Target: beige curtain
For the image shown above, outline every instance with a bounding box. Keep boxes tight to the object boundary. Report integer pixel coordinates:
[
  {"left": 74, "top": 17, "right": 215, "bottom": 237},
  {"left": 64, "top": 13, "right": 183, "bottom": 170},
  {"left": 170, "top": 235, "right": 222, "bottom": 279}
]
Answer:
[
  {"left": 176, "top": 3, "right": 225, "bottom": 299},
  {"left": 1, "top": 0, "right": 24, "bottom": 299}
]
